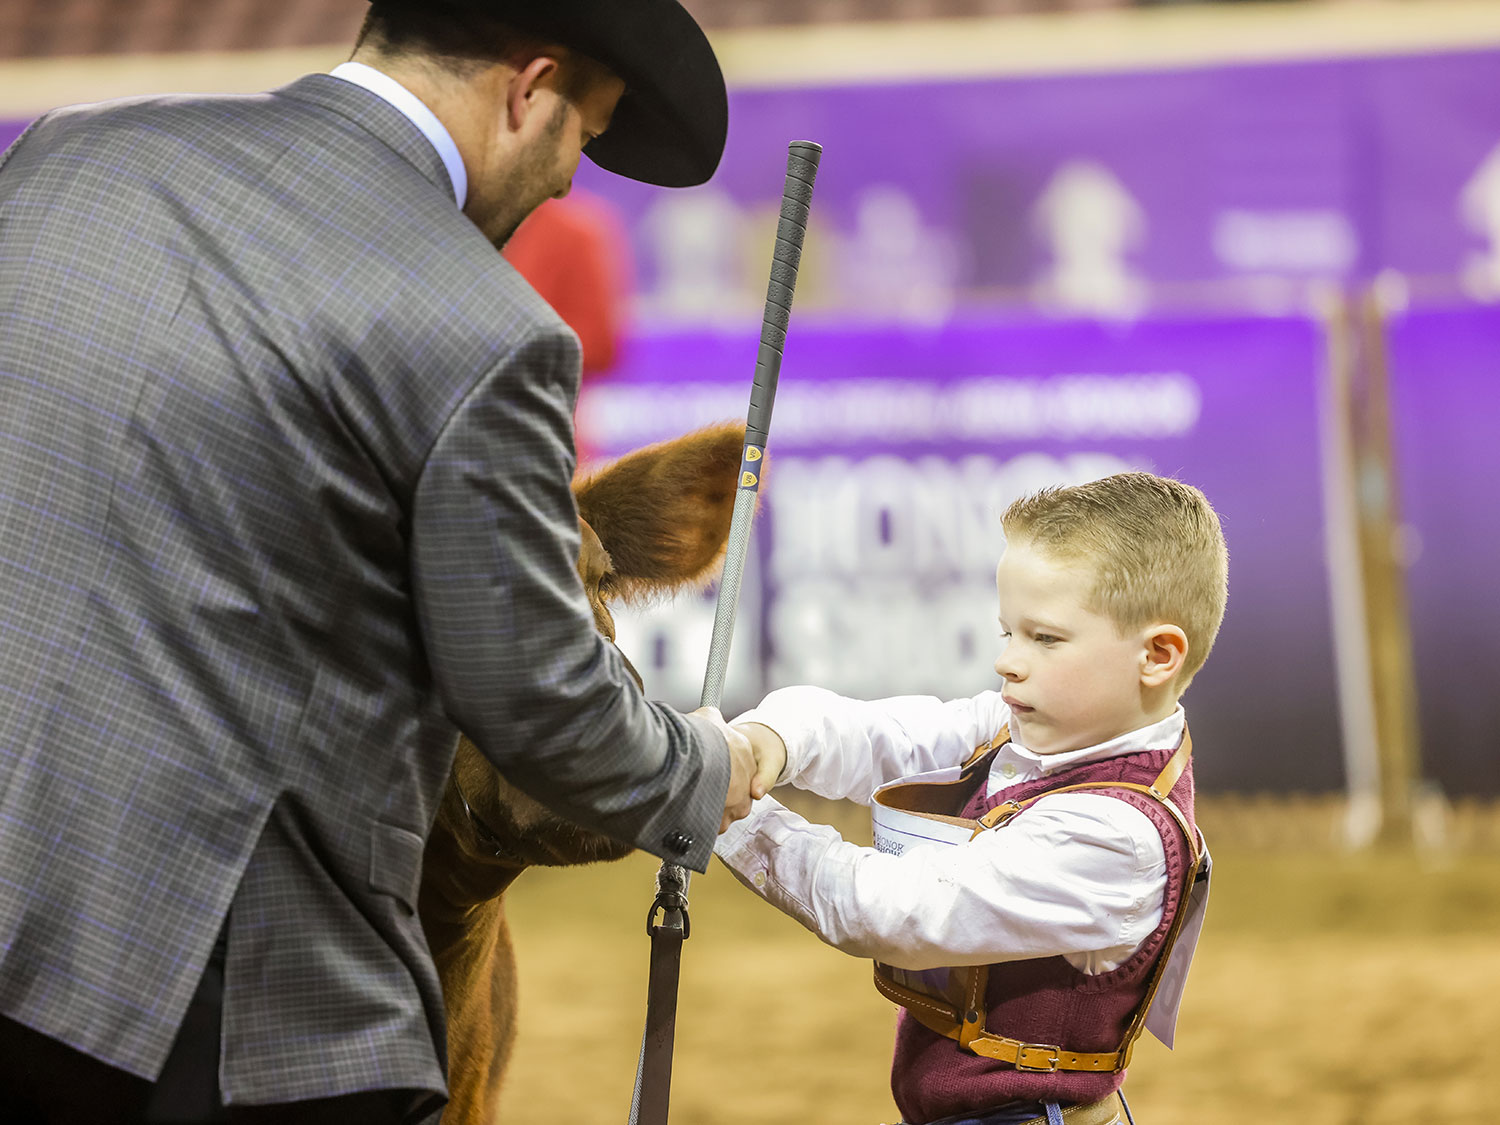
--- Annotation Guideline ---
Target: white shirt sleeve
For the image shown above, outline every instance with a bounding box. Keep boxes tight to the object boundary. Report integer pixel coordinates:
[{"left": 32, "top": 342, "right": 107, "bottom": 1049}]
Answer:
[
  {"left": 714, "top": 791, "right": 1167, "bottom": 974},
  {"left": 734, "top": 686, "right": 1011, "bottom": 804}
]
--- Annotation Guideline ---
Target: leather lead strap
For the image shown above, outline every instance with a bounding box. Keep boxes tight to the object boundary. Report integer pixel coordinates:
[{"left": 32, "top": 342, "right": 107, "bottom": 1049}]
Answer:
[
  {"left": 629, "top": 870, "right": 690, "bottom": 1124},
  {"left": 632, "top": 922, "right": 684, "bottom": 1123}
]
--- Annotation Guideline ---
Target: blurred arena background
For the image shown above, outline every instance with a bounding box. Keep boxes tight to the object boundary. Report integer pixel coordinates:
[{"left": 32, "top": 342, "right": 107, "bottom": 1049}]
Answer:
[{"left": 5, "top": 1, "right": 1499, "bottom": 1121}]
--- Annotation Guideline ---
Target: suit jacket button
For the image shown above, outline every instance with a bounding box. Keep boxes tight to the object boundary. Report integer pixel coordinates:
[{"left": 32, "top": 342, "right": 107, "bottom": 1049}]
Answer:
[{"left": 665, "top": 831, "right": 692, "bottom": 855}]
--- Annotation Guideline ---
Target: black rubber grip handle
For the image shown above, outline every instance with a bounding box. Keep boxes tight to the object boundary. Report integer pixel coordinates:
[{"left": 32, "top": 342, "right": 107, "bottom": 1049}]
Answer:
[{"left": 745, "top": 140, "right": 822, "bottom": 450}]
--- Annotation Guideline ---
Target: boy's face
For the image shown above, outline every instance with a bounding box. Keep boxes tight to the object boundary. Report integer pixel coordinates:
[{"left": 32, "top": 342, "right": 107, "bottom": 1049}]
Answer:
[{"left": 993, "top": 539, "right": 1157, "bottom": 755}]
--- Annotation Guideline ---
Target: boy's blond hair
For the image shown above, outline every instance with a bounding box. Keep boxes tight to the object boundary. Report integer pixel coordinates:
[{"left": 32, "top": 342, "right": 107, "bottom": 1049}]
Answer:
[{"left": 1001, "top": 472, "right": 1228, "bottom": 690}]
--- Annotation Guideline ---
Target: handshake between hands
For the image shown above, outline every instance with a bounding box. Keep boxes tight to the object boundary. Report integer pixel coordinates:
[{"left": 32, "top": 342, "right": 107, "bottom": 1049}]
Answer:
[{"left": 692, "top": 707, "right": 787, "bottom": 834}]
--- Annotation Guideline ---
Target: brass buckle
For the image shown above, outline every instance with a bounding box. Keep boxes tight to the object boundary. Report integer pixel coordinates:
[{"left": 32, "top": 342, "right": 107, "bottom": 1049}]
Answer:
[
  {"left": 972, "top": 801, "right": 1021, "bottom": 838},
  {"left": 1013, "top": 1041, "right": 1062, "bottom": 1071}
]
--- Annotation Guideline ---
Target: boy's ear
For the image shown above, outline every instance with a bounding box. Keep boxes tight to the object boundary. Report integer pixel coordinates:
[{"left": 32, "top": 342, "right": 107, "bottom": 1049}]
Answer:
[{"left": 1141, "top": 624, "right": 1188, "bottom": 687}]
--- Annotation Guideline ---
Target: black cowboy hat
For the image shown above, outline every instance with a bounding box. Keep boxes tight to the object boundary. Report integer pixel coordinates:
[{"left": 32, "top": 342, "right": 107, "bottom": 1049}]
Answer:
[{"left": 368, "top": 0, "right": 728, "bottom": 188}]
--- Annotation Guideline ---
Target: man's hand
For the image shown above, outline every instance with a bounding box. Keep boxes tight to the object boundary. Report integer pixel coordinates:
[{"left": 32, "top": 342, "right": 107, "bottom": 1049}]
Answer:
[
  {"left": 693, "top": 706, "right": 756, "bottom": 833},
  {"left": 736, "top": 722, "right": 787, "bottom": 801}
]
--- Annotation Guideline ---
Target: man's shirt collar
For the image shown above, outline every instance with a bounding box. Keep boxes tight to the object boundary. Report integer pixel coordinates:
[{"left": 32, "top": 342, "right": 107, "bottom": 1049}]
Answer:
[{"left": 330, "top": 61, "right": 468, "bottom": 208}]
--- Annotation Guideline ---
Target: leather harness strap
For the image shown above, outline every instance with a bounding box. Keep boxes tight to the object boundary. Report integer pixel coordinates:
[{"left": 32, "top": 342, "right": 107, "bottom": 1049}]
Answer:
[
  {"left": 875, "top": 968, "right": 1127, "bottom": 1072},
  {"left": 961, "top": 724, "right": 1011, "bottom": 770},
  {"left": 875, "top": 729, "right": 1201, "bottom": 1074}
]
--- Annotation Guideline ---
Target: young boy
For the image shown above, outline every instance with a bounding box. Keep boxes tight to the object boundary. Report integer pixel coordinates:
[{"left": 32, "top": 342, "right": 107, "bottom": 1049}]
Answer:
[{"left": 717, "top": 472, "right": 1228, "bottom": 1125}]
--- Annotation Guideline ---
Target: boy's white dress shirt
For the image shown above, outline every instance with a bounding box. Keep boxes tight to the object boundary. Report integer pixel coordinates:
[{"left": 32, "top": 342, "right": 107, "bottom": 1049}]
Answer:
[{"left": 715, "top": 687, "right": 1186, "bottom": 975}]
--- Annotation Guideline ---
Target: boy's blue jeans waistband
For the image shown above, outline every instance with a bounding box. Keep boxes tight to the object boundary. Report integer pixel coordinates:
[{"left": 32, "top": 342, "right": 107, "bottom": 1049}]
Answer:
[{"left": 912, "top": 1102, "right": 1052, "bottom": 1125}]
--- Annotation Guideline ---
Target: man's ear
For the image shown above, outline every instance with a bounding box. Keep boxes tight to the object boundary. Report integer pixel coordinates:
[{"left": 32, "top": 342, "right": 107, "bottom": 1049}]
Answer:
[
  {"left": 1141, "top": 624, "right": 1188, "bottom": 687},
  {"left": 505, "top": 55, "right": 562, "bottom": 133}
]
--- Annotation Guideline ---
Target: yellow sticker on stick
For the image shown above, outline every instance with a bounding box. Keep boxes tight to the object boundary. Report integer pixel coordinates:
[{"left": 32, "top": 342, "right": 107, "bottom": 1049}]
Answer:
[
  {"left": 740, "top": 471, "right": 759, "bottom": 488},
  {"left": 744, "top": 446, "right": 763, "bottom": 462}
]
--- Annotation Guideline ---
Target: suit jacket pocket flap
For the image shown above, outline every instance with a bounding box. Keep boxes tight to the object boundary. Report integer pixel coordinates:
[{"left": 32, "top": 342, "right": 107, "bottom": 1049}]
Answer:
[{"left": 369, "top": 822, "right": 425, "bottom": 913}]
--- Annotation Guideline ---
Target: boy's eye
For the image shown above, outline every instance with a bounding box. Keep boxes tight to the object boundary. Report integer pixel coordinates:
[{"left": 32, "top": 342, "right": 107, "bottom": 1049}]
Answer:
[{"left": 1033, "top": 633, "right": 1058, "bottom": 645}]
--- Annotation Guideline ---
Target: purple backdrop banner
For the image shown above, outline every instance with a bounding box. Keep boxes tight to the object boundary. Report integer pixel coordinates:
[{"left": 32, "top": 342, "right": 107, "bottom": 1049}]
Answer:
[
  {"left": 6, "top": 46, "right": 1500, "bottom": 314},
  {"left": 559, "top": 47, "right": 1500, "bottom": 322},
  {"left": 1388, "top": 303, "right": 1500, "bottom": 798},
  {"left": 584, "top": 313, "right": 1341, "bottom": 794}
]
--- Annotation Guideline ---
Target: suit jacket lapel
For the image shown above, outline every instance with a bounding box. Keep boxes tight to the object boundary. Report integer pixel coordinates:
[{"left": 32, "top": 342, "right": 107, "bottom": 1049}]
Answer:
[{"left": 276, "top": 73, "right": 460, "bottom": 206}]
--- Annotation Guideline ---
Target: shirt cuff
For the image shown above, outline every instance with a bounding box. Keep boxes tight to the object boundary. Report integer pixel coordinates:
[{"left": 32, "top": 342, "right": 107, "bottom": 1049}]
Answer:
[
  {"left": 729, "top": 708, "right": 804, "bottom": 788},
  {"left": 713, "top": 794, "right": 782, "bottom": 864}
]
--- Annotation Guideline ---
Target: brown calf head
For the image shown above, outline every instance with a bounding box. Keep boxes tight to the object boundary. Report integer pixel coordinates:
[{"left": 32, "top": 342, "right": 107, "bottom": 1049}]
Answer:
[{"left": 437, "top": 421, "right": 746, "bottom": 892}]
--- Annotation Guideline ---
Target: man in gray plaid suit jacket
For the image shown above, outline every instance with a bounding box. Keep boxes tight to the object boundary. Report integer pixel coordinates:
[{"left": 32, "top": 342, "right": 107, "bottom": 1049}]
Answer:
[{"left": 0, "top": 2, "right": 762, "bottom": 1121}]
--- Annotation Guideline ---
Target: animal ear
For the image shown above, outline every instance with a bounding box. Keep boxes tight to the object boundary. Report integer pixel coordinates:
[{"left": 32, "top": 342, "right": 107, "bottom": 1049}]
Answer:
[{"left": 573, "top": 421, "right": 750, "bottom": 600}]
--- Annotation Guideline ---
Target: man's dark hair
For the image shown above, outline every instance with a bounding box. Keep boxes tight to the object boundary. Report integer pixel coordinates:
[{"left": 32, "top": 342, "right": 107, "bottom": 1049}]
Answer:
[{"left": 357, "top": 1, "right": 595, "bottom": 97}]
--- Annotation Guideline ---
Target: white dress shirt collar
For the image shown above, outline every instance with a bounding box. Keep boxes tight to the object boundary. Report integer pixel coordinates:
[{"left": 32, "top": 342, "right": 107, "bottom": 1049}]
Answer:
[
  {"left": 329, "top": 61, "right": 468, "bottom": 208},
  {"left": 988, "top": 706, "right": 1186, "bottom": 796}
]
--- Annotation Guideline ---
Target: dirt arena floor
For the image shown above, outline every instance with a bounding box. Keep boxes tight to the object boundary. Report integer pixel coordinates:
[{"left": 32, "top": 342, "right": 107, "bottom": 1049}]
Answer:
[{"left": 497, "top": 796, "right": 1500, "bottom": 1125}]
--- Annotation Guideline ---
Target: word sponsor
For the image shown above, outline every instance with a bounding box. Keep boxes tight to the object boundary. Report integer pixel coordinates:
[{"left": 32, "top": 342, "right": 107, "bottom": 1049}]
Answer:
[{"left": 579, "top": 373, "right": 1199, "bottom": 452}]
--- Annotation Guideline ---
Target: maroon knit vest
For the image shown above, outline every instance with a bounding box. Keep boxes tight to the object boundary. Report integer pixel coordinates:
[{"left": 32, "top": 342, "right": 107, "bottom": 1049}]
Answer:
[{"left": 889, "top": 743, "right": 1197, "bottom": 1125}]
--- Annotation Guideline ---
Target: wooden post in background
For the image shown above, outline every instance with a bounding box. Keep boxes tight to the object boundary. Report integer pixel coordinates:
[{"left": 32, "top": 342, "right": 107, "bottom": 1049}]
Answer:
[
  {"left": 1319, "top": 278, "right": 1430, "bottom": 849},
  {"left": 1318, "top": 288, "right": 1382, "bottom": 849},
  {"left": 1352, "top": 277, "right": 1426, "bottom": 847}
]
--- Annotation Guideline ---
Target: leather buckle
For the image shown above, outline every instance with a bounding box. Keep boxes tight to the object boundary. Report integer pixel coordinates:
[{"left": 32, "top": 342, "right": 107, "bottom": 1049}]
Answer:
[
  {"left": 972, "top": 801, "right": 1021, "bottom": 837},
  {"left": 1013, "top": 1042, "right": 1062, "bottom": 1071}
]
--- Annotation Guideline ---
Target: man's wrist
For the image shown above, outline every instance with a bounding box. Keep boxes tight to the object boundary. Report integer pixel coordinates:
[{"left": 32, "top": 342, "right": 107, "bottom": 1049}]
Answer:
[{"left": 671, "top": 709, "right": 733, "bottom": 872}]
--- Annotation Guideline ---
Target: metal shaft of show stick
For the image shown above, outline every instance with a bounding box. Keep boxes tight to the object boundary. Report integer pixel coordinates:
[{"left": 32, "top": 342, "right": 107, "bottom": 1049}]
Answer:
[
  {"left": 701, "top": 139, "right": 821, "bottom": 710},
  {"left": 627, "top": 140, "right": 822, "bottom": 1125}
]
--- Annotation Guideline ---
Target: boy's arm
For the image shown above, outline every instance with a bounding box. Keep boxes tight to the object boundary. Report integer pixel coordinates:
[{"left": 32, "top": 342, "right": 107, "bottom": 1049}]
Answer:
[
  {"left": 715, "top": 792, "right": 1166, "bottom": 971},
  {"left": 733, "top": 686, "right": 1010, "bottom": 804}
]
